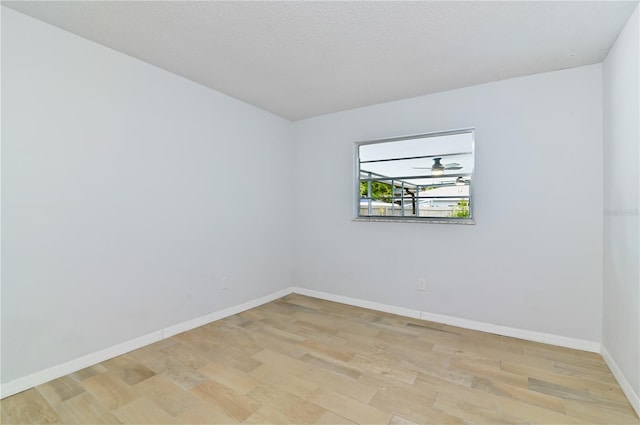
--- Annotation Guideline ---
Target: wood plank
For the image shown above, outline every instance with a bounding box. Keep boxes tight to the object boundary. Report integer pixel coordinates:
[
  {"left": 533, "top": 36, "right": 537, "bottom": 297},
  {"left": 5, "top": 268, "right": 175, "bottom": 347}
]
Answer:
[
  {"left": 251, "top": 348, "right": 314, "bottom": 376},
  {"left": 552, "top": 360, "right": 619, "bottom": 383},
  {"left": 497, "top": 390, "right": 590, "bottom": 424},
  {"left": 249, "top": 364, "right": 318, "bottom": 399},
  {"left": 348, "top": 354, "right": 417, "bottom": 384},
  {"left": 305, "top": 366, "right": 378, "bottom": 404},
  {"left": 470, "top": 376, "right": 567, "bottom": 414},
  {"left": 564, "top": 399, "right": 640, "bottom": 424},
  {"left": 501, "top": 361, "right": 591, "bottom": 391},
  {"left": 158, "top": 358, "right": 210, "bottom": 391},
  {"left": 134, "top": 374, "right": 201, "bottom": 417},
  {"left": 301, "top": 339, "right": 355, "bottom": 362},
  {"left": 529, "top": 377, "right": 636, "bottom": 413},
  {"left": 110, "top": 396, "right": 175, "bottom": 424},
  {"left": 308, "top": 387, "right": 392, "bottom": 425},
  {"left": 451, "top": 357, "right": 528, "bottom": 388},
  {"left": 0, "top": 388, "right": 63, "bottom": 425},
  {"left": 313, "top": 410, "right": 358, "bottom": 424},
  {"left": 302, "top": 352, "right": 362, "bottom": 380},
  {"left": 246, "top": 384, "right": 326, "bottom": 424},
  {"left": 172, "top": 400, "right": 238, "bottom": 424},
  {"left": 388, "top": 415, "right": 421, "bottom": 425},
  {"left": 50, "top": 392, "right": 122, "bottom": 424},
  {"left": 1, "top": 294, "right": 636, "bottom": 425},
  {"left": 368, "top": 385, "right": 442, "bottom": 424},
  {"left": 159, "top": 342, "right": 210, "bottom": 370},
  {"left": 243, "top": 404, "right": 301, "bottom": 424},
  {"left": 432, "top": 392, "right": 517, "bottom": 425},
  {"left": 36, "top": 376, "right": 85, "bottom": 404},
  {"left": 82, "top": 371, "right": 141, "bottom": 410},
  {"left": 191, "top": 380, "right": 259, "bottom": 422},
  {"left": 70, "top": 364, "right": 108, "bottom": 381},
  {"left": 102, "top": 355, "right": 156, "bottom": 385},
  {"left": 198, "top": 362, "right": 260, "bottom": 395}
]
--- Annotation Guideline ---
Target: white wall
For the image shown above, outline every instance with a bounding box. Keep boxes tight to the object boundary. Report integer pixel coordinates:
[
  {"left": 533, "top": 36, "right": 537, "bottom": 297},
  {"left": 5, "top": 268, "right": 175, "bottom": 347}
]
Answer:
[
  {"left": 1, "top": 3, "right": 627, "bottom": 396},
  {"left": 603, "top": 3, "right": 640, "bottom": 407},
  {"left": 1, "top": 8, "right": 293, "bottom": 384},
  {"left": 292, "top": 65, "right": 604, "bottom": 343}
]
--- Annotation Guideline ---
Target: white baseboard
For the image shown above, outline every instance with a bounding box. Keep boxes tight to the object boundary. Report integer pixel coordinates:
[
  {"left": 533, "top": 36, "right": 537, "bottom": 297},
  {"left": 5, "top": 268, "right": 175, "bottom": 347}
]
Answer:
[
  {"left": 0, "top": 330, "right": 163, "bottom": 399},
  {"left": 601, "top": 345, "right": 640, "bottom": 418},
  {"left": 162, "top": 288, "right": 293, "bottom": 338},
  {"left": 292, "top": 287, "right": 421, "bottom": 319},
  {"left": 291, "top": 287, "right": 600, "bottom": 353},
  {"left": 418, "top": 310, "right": 601, "bottom": 353},
  {"left": 0, "top": 288, "right": 293, "bottom": 399},
  {"left": 0, "top": 286, "right": 606, "bottom": 401}
]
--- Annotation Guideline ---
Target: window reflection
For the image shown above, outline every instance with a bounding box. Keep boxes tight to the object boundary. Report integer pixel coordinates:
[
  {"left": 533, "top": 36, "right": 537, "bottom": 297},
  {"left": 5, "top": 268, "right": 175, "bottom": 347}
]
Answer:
[{"left": 357, "top": 129, "right": 474, "bottom": 222}]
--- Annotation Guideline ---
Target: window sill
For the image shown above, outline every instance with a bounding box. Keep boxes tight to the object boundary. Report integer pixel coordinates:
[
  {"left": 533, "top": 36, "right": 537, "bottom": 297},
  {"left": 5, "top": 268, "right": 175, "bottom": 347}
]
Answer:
[{"left": 352, "top": 217, "right": 475, "bottom": 225}]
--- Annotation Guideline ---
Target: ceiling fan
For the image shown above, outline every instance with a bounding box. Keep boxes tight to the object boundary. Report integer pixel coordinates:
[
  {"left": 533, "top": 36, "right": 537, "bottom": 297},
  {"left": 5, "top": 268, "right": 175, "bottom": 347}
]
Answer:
[
  {"left": 455, "top": 176, "right": 470, "bottom": 185},
  {"left": 412, "top": 157, "right": 462, "bottom": 175},
  {"left": 420, "top": 178, "right": 469, "bottom": 190}
]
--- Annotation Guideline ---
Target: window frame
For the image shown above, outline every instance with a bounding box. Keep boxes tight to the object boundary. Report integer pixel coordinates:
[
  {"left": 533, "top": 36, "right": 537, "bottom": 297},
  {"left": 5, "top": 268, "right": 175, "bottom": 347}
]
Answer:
[{"left": 353, "top": 128, "right": 475, "bottom": 224}]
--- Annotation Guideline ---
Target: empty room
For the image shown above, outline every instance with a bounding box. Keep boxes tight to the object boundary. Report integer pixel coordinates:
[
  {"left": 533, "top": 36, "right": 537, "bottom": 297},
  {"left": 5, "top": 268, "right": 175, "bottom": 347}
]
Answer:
[{"left": 1, "top": 1, "right": 639, "bottom": 424}]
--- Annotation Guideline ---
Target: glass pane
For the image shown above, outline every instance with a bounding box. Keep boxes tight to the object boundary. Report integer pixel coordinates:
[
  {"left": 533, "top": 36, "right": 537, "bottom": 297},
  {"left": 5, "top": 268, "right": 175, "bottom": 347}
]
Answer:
[{"left": 357, "top": 130, "right": 474, "bottom": 221}]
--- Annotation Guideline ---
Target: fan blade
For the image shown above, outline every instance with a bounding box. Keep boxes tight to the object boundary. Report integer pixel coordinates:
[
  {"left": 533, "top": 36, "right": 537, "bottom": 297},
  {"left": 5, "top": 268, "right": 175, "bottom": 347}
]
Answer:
[
  {"left": 444, "top": 166, "right": 463, "bottom": 170},
  {"left": 445, "top": 162, "right": 460, "bottom": 167},
  {"left": 411, "top": 167, "right": 432, "bottom": 169},
  {"left": 419, "top": 183, "right": 457, "bottom": 190}
]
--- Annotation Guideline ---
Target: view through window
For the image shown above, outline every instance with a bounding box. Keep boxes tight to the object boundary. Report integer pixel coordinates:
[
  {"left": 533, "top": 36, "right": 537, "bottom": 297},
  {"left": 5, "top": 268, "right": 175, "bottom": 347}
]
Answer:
[{"left": 356, "top": 129, "right": 474, "bottom": 223}]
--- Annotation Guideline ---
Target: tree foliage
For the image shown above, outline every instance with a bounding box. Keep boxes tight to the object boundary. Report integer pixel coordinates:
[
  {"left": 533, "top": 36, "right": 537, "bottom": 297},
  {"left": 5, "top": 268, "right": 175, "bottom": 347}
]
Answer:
[
  {"left": 452, "top": 200, "right": 470, "bottom": 218},
  {"left": 360, "top": 181, "right": 393, "bottom": 203}
]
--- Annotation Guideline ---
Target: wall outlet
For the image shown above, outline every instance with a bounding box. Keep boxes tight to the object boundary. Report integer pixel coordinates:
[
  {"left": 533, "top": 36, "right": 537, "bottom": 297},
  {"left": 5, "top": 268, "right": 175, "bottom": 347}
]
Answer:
[
  {"left": 417, "top": 278, "right": 427, "bottom": 291},
  {"left": 221, "top": 276, "right": 229, "bottom": 290}
]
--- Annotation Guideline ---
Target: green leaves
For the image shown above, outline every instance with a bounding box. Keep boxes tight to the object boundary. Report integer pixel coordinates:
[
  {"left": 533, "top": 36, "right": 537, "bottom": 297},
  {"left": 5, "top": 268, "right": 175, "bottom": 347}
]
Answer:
[
  {"left": 360, "top": 181, "right": 393, "bottom": 203},
  {"left": 452, "top": 200, "right": 470, "bottom": 218}
]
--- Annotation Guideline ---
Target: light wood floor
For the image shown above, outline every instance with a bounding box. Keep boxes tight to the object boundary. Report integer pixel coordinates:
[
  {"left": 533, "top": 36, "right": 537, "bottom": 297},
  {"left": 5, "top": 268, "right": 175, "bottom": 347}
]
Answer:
[{"left": 1, "top": 294, "right": 638, "bottom": 424}]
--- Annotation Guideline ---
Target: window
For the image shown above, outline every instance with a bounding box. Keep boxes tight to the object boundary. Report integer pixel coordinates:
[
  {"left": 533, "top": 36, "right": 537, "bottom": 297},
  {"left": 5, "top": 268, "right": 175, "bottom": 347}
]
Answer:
[{"left": 355, "top": 128, "right": 474, "bottom": 223}]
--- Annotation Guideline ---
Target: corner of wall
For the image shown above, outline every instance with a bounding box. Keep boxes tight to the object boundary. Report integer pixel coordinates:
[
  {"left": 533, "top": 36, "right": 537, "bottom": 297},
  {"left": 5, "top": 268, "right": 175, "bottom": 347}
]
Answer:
[{"left": 601, "top": 345, "right": 640, "bottom": 417}]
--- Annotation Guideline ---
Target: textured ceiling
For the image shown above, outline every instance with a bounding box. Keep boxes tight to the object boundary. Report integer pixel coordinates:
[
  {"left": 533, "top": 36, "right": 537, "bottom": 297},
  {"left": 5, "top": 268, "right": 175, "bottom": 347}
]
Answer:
[{"left": 3, "top": 1, "right": 638, "bottom": 121}]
